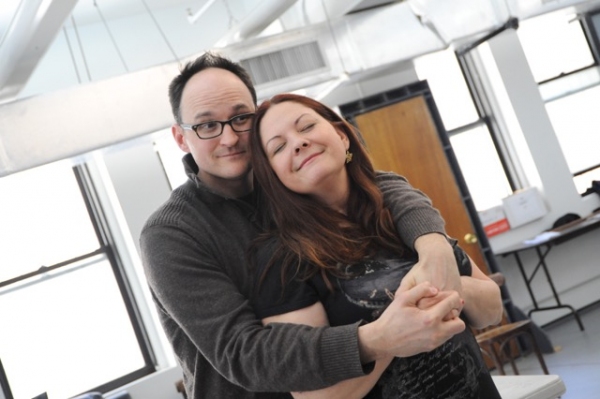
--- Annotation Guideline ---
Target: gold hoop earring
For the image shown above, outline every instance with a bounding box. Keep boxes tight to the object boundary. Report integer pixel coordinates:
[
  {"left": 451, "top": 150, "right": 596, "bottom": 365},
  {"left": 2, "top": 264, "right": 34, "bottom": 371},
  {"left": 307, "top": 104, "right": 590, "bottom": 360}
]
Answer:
[{"left": 345, "top": 150, "right": 353, "bottom": 164}]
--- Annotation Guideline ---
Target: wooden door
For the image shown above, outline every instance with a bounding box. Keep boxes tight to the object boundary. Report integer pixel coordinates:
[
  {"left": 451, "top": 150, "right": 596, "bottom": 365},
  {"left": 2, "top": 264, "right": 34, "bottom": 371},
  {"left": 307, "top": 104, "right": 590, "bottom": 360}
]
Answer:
[{"left": 353, "top": 95, "right": 489, "bottom": 272}]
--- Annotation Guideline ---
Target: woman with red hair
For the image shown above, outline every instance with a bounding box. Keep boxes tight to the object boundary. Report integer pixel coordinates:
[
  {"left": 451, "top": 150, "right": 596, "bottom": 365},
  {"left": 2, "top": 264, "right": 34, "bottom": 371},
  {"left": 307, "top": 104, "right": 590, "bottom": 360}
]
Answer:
[{"left": 249, "top": 93, "right": 502, "bottom": 399}]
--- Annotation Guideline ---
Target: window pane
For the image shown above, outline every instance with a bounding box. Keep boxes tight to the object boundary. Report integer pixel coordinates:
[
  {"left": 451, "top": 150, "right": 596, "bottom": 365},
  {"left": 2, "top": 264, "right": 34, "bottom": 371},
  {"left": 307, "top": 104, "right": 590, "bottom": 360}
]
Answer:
[
  {"left": 545, "top": 84, "right": 600, "bottom": 175},
  {"left": 575, "top": 168, "right": 600, "bottom": 195},
  {"left": 0, "top": 258, "right": 145, "bottom": 399},
  {"left": 154, "top": 130, "right": 187, "bottom": 190},
  {"left": 449, "top": 125, "right": 513, "bottom": 211},
  {"left": 0, "top": 161, "right": 99, "bottom": 282},
  {"left": 414, "top": 48, "right": 479, "bottom": 131},
  {"left": 518, "top": 10, "right": 594, "bottom": 82}
]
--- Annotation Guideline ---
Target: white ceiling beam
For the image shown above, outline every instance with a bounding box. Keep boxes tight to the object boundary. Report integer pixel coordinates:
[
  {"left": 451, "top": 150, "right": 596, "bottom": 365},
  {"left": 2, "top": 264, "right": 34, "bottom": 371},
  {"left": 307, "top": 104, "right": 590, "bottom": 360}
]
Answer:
[
  {"left": 0, "top": 61, "right": 180, "bottom": 177},
  {"left": 0, "top": 0, "right": 79, "bottom": 103}
]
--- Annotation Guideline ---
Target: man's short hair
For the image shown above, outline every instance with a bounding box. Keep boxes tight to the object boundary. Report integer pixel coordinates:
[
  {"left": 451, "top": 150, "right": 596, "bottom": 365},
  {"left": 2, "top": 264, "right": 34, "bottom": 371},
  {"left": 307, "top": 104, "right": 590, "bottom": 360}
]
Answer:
[{"left": 168, "top": 52, "right": 257, "bottom": 123}]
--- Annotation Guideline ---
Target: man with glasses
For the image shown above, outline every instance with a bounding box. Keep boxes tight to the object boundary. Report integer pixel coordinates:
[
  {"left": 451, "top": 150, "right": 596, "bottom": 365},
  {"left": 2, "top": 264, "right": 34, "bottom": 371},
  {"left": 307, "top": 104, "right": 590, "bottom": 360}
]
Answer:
[{"left": 140, "top": 52, "right": 465, "bottom": 398}]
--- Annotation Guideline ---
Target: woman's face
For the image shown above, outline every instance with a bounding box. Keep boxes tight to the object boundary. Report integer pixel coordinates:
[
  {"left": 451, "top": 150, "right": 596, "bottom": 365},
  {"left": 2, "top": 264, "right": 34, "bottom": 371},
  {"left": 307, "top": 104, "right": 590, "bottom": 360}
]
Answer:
[{"left": 259, "top": 101, "right": 350, "bottom": 200}]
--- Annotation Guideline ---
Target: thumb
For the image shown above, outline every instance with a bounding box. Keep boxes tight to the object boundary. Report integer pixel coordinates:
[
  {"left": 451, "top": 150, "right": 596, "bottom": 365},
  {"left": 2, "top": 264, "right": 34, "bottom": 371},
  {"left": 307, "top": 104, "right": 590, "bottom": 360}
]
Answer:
[{"left": 397, "top": 282, "right": 438, "bottom": 306}]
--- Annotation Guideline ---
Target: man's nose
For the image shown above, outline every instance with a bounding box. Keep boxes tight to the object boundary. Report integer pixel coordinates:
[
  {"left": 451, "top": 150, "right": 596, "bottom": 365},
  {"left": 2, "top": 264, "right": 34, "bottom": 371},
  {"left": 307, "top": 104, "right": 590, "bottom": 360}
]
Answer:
[{"left": 219, "top": 123, "right": 239, "bottom": 146}]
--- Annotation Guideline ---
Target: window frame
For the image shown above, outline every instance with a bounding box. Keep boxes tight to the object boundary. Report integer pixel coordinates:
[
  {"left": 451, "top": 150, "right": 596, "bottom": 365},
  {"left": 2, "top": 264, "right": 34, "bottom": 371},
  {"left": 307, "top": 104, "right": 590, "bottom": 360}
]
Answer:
[
  {"left": 0, "top": 163, "right": 156, "bottom": 395},
  {"left": 73, "top": 163, "right": 157, "bottom": 392},
  {"left": 454, "top": 49, "right": 520, "bottom": 194},
  {"left": 455, "top": 14, "right": 600, "bottom": 197},
  {"left": 538, "top": 12, "right": 600, "bottom": 188}
]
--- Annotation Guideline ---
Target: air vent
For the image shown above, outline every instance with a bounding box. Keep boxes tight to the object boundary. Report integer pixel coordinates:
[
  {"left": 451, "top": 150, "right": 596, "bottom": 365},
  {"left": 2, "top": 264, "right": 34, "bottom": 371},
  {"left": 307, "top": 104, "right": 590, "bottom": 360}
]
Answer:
[{"left": 239, "top": 42, "right": 326, "bottom": 85}]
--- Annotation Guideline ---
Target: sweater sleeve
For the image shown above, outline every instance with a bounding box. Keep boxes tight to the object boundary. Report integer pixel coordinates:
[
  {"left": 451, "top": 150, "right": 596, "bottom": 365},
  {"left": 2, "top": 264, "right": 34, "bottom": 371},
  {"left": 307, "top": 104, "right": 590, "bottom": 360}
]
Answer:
[
  {"left": 376, "top": 171, "right": 447, "bottom": 248},
  {"left": 140, "top": 219, "right": 367, "bottom": 393}
]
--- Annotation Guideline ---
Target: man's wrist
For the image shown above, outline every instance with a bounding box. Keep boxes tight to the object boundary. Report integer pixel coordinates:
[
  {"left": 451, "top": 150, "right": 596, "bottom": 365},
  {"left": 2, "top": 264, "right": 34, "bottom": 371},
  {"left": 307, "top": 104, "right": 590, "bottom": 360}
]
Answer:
[{"left": 357, "top": 322, "right": 384, "bottom": 364}]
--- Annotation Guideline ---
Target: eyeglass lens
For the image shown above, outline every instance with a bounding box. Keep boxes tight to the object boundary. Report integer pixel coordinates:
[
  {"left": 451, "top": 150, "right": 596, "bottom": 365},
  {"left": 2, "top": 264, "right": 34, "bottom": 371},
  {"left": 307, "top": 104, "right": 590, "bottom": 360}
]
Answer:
[{"left": 195, "top": 113, "right": 254, "bottom": 139}]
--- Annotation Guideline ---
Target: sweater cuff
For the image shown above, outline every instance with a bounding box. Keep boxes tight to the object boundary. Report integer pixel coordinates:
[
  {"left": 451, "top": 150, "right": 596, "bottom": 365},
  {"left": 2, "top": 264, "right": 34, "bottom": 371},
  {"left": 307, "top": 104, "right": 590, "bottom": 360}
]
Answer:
[
  {"left": 400, "top": 208, "right": 446, "bottom": 249},
  {"left": 320, "top": 321, "right": 373, "bottom": 385}
]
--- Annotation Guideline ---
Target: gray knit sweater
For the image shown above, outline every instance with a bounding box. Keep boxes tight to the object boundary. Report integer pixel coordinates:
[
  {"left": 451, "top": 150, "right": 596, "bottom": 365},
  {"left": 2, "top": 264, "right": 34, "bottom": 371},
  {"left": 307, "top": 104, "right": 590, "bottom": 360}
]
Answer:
[{"left": 139, "top": 154, "right": 445, "bottom": 399}]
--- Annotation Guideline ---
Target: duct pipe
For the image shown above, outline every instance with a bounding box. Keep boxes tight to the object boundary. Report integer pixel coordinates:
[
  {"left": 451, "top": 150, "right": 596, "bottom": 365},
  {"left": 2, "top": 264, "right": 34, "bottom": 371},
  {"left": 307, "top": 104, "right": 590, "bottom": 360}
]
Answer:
[
  {"left": 216, "top": 0, "right": 298, "bottom": 46},
  {"left": 0, "top": 0, "right": 78, "bottom": 102}
]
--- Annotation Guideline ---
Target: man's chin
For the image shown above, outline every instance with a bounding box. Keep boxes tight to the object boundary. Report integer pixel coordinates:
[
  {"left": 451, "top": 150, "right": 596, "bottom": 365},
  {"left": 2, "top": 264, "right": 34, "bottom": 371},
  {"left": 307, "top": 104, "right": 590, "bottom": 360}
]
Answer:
[{"left": 224, "top": 164, "right": 252, "bottom": 181}]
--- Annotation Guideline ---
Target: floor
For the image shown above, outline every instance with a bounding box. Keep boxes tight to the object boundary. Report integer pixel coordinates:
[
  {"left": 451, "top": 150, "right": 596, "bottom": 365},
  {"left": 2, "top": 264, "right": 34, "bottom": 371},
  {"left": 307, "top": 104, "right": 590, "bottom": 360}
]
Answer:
[{"left": 490, "top": 302, "right": 600, "bottom": 398}]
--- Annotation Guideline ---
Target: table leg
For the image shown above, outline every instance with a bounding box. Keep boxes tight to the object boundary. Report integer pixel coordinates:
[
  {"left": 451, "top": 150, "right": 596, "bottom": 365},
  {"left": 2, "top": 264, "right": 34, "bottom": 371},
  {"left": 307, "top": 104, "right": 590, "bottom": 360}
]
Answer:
[{"left": 513, "top": 249, "right": 585, "bottom": 331}]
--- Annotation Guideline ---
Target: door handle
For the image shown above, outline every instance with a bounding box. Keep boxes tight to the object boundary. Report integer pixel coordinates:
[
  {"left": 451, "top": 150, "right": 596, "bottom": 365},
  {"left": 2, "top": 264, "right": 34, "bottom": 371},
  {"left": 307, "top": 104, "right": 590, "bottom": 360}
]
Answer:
[{"left": 464, "top": 233, "right": 478, "bottom": 244}]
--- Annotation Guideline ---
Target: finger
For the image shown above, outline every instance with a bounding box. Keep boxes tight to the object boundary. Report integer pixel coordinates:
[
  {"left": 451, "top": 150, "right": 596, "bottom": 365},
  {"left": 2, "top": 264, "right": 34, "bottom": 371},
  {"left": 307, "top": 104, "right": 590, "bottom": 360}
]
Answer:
[
  {"left": 416, "top": 296, "right": 442, "bottom": 310},
  {"left": 417, "top": 290, "right": 455, "bottom": 309},
  {"left": 426, "top": 292, "right": 463, "bottom": 320},
  {"left": 442, "top": 308, "right": 461, "bottom": 321},
  {"left": 440, "top": 316, "right": 466, "bottom": 337},
  {"left": 425, "top": 316, "right": 466, "bottom": 350},
  {"left": 396, "top": 281, "right": 438, "bottom": 306}
]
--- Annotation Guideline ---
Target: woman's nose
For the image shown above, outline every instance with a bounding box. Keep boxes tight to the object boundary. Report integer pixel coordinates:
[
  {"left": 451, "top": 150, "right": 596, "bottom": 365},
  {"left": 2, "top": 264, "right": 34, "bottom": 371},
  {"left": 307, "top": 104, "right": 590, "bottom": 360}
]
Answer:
[{"left": 294, "top": 141, "right": 309, "bottom": 153}]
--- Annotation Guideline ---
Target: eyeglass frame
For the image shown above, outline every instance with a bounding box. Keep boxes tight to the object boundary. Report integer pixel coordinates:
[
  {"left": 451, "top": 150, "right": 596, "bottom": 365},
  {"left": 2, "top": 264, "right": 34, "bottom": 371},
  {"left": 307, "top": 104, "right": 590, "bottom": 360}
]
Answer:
[{"left": 179, "top": 112, "right": 256, "bottom": 140}]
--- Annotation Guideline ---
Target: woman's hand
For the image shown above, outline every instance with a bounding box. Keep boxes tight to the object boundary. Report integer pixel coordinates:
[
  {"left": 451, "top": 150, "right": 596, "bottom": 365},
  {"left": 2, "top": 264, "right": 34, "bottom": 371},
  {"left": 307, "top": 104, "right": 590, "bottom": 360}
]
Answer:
[{"left": 399, "top": 233, "right": 463, "bottom": 296}]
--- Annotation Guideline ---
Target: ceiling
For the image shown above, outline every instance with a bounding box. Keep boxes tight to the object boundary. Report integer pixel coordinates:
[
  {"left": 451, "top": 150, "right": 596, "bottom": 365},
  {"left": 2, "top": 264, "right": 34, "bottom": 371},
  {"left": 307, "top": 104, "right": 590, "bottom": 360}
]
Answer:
[
  {"left": 2, "top": 0, "right": 600, "bottom": 177},
  {"left": 2, "top": 0, "right": 600, "bottom": 104}
]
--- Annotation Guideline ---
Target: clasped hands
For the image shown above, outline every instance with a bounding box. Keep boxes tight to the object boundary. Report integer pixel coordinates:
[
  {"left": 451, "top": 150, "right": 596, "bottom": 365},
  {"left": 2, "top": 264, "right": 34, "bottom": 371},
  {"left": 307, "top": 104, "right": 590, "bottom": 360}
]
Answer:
[{"left": 359, "top": 234, "right": 465, "bottom": 361}]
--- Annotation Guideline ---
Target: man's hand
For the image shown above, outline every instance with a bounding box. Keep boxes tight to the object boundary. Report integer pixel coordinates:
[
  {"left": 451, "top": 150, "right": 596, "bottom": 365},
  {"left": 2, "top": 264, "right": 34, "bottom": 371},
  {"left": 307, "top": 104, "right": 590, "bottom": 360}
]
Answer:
[
  {"left": 358, "top": 282, "right": 465, "bottom": 362},
  {"left": 399, "top": 233, "right": 462, "bottom": 295}
]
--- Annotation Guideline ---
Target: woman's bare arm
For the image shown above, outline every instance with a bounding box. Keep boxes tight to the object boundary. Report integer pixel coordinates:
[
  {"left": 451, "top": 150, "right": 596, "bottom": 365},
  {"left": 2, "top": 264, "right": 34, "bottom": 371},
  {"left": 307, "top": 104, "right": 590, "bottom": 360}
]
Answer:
[{"left": 460, "top": 258, "right": 503, "bottom": 329}]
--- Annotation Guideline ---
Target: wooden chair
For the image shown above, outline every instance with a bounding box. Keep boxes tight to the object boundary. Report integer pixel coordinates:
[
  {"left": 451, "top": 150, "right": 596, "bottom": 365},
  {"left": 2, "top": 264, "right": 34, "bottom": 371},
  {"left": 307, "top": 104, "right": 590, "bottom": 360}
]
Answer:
[
  {"left": 474, "top": 273, "right": 550, "bottom": 375},
  {"left": 175, "top": 379, "right": 187, "bottom": 399}
]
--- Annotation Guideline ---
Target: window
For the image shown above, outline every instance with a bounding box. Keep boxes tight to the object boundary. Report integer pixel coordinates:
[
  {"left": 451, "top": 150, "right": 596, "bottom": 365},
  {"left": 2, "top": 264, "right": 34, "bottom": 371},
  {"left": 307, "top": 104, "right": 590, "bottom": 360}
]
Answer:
[
  {"left": 417, "top": 10, "right": 600, "bottom": 204},
  {"left": 545, "top": 84, "right": 600, "bottom": 173},
  {"left": 518, "top": 9, "right": 594, "bottom": 83},
  {"left": 154, "top": 130, "right": 188, "bottom": 190},
  {"left": 0, "top": 161, "right": 154, "bottom": 398},
  {"left": 449, "top": 125, "right": 513, "bottom": 211},
  {"left": 519, "top": 9, "right": 600, "bottom": 194},
  {"left": 414, "top": 49, "right": 513, "bottom": 211}
]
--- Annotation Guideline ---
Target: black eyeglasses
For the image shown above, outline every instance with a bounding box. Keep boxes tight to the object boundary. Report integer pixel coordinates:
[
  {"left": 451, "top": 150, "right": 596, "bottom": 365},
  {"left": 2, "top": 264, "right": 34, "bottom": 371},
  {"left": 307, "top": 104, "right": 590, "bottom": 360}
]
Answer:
[{"left": 180, "top": 112, "right": 255, "bottom": 140}]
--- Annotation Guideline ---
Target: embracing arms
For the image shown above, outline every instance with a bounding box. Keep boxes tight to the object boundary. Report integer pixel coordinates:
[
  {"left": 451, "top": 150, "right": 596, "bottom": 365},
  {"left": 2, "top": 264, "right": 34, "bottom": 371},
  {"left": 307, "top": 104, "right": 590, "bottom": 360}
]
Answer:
[{"left": 261, "top": 283, "right": 464, "bottom": 399}]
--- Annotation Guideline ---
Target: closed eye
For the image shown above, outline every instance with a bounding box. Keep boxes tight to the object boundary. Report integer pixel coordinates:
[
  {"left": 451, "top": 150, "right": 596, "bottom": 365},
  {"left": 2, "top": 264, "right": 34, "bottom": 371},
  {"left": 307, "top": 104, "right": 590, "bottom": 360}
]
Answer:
[
  {"left": 301, "top": 123, "right": 315, "bottom": 132},
  {"left": 273, "top": 142, "right": 286, "bottom": 155}
]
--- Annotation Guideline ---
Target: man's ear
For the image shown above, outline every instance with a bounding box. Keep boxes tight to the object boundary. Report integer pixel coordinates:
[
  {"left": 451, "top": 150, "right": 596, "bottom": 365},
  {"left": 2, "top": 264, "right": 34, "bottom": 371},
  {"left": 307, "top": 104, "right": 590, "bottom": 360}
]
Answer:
[{"left": 172, "top": 124, "right": 190, "bottom": 153}]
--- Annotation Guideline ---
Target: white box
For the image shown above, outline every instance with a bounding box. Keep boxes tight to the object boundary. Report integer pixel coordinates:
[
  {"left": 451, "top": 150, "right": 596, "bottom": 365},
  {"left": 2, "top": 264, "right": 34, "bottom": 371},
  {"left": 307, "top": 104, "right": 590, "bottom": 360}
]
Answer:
[{"left": 502, "top": 187, "right": 548, "bottom": 228}]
